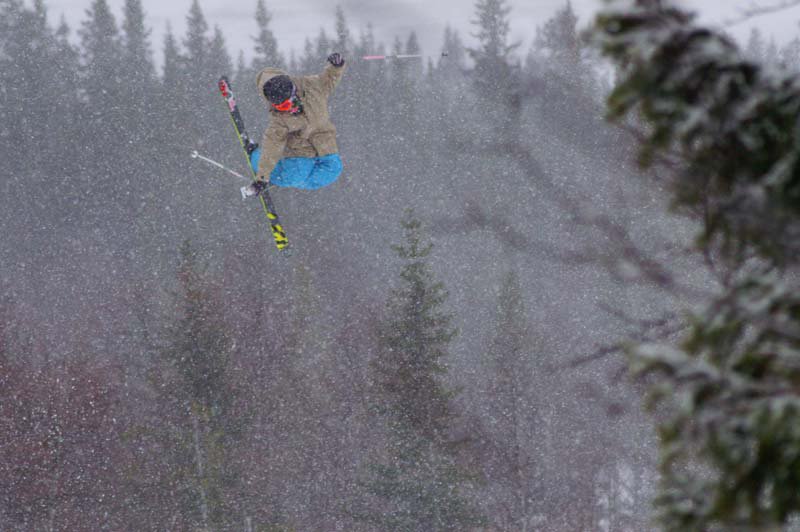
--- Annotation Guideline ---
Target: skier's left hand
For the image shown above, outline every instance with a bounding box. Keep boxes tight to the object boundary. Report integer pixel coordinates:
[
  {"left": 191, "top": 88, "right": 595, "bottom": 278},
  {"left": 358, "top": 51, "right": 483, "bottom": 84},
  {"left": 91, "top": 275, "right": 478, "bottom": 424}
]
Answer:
[{"left": 327, "top": 52, "right": 345, "bottom": 67}]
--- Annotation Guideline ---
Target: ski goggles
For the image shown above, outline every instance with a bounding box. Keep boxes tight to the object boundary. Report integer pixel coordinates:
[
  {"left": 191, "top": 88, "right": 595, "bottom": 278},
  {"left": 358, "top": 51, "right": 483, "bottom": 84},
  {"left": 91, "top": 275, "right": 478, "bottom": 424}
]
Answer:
[{"left": 272, "top": 85, "right": 298, "bottom": 112}]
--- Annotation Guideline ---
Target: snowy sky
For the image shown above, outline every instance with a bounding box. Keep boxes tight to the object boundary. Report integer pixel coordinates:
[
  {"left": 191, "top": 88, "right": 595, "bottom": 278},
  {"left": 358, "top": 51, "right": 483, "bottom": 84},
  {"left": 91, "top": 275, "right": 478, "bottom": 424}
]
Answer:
[{"left": 40, "top": 0, "right": 800, "bottom": 68}]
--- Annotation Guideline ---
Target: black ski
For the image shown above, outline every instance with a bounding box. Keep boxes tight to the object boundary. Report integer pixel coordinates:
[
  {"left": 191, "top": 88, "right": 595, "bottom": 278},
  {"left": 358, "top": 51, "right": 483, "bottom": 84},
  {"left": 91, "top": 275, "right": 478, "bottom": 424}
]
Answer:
[{"left": 218, "top": 76, "right": 289, "bottom": 253}]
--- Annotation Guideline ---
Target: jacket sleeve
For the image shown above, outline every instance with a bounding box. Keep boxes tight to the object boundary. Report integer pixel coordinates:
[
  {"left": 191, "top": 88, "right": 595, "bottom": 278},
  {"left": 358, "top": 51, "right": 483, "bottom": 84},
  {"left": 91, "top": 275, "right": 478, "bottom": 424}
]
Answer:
[
  {"left": 318, "top": 62, "right": 346, "bottom": 96},
  {"left": 256, "top": 120, "right": 288, "bottom": 182}
]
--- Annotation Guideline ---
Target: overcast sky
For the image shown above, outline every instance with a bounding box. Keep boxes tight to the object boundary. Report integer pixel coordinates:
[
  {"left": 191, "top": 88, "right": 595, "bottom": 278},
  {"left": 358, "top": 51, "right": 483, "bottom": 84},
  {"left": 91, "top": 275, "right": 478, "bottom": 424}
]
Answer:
[{"left": 39, "top": 0, "right": 800, "bottom": 68}]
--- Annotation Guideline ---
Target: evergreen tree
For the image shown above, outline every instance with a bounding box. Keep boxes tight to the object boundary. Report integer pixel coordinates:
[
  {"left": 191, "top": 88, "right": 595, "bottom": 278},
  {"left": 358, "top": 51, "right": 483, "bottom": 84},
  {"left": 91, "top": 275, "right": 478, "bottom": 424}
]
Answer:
[
  {"left": 468, "top": 0, "right": 521, "bottom": 140},
  {"left": 78, "top": 0, "right": 130, "bottom": 230},
  {"left": 0, "top": 0, "right": 81, "bottom": 178},
  {"left": 527, "top": 1, "right": 600, "bottom": 144},
  {"left": 143, "top": 241, "right": 246, "bottom": 530},
  {"left": 121, "top": 0, "right": 154, "bottom": 80},
  {"left": 355, "top": 211, "right": 485, "bottom": 531},
  {"left": 252, "top": 0, "right": 284, "bottom": 68},
  {"left": 333, "top": 5, "right": 351, "bottom": 56},
  {"left": 160, "top": 22, "right": 188, "bottom": 160},
  {"left": 183, "top": 0, "right": 209, "bottom": 70},
  {"left": 50, "top": 17, "right": 83, "bottom": 174},
  {"left": 439, "top": 26, "right": 467, "bottom": 76},
  {"left": 781, "top": 36, "right": 800, "bottom": 71},
  {"left": 405, "top": 31, "right": 423, "bottom": 81},
  {"left": 386, "top": 34, "right": 420, "bottom": 146},
  {"left": 209, "top": 25, "right": 233, "bottom": 80},
  {"left": 594, "top": 2, "right": 800, "bottom": 529},
  {"left": 533, "top": 0, "right": 581, "bottom": 66},
  {"left": 484, "top": 270, "right": 542, "bottom": 530},
  {"left": 299, "top": 36, "right": 317, "bottom": 74},
  {"left": 180, "top": 0, "right": 222, "bottom": 149},
  {"left": 315, "top": 27, "right": 330, "bottom": 59},
  {"left": 745, "top": 27, "right": 765, "bottom": 63},
  {"left": 162, "top": 22, "right": 182, "bottom": 87},
  {"left": 119, "top": 0, "right": 157, "bottom": 186}
]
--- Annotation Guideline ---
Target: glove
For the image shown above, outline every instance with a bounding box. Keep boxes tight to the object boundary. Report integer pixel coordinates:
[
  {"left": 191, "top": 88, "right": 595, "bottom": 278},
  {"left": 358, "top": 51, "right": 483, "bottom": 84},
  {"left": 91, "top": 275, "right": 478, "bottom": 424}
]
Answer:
[
  {"left": 242, "top": 134, "right": 258, "bottom": 156},
  {"left": 327, "top": 52, "right": 345, "bottom": 68},
  {"left": 240, "top": 180, "right": 268, "bottom": 200}
]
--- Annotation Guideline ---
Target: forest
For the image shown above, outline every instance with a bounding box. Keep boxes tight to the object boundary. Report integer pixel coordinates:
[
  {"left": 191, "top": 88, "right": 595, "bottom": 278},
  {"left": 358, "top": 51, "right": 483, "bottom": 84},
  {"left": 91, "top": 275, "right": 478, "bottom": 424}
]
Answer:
[{"left": 2, "top": 0, "right": 800, "bottom": 530}]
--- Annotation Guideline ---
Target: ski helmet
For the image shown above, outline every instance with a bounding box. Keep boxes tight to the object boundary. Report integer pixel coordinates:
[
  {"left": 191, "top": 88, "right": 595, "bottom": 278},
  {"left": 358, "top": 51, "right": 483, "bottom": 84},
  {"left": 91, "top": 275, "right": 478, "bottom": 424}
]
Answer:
[{"left": 263, "top": 75, "right": 294, "bottom": 105}]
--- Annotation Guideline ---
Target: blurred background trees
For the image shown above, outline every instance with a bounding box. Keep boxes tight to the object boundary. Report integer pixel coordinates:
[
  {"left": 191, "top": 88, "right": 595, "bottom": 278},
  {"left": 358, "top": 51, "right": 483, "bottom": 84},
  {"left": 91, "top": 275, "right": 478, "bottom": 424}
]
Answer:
[{"left": 4, "top": 0, "right": 798, "bottom": 529}]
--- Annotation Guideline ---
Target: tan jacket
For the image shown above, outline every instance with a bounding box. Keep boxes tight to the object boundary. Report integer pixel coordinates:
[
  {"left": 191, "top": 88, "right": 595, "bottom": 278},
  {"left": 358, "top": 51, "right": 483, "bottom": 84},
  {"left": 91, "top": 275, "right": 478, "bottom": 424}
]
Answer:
[{"left": 255, "top": 63, "right": 346, "bottom": 182}]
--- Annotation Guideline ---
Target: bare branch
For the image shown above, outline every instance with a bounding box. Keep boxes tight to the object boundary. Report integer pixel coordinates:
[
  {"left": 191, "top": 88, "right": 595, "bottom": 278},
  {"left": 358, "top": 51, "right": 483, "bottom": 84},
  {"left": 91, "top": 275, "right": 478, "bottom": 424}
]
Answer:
[{"left": 723, "top": 0, "right": 800, "bottom": 27}]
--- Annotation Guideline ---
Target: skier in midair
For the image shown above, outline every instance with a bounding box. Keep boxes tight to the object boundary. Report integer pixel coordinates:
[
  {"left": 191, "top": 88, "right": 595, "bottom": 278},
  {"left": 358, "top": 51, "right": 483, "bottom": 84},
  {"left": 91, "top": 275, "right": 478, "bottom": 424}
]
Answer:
[{"left": 241, "top": 52, "right": 346, "bottom": 198}]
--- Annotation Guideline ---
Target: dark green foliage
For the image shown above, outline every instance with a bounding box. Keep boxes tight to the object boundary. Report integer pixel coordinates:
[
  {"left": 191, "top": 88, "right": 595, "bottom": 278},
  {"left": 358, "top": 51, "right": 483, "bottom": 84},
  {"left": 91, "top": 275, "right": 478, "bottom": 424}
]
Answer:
[
  {"left": 594, "top": 1, "right": 800, "bottom": 264},
  {"left": 166, "top": 241, "right": 233, "bottom": 412},
  {"left": 631, "top": 274, "right": 800, "bottom": 530},
  {"left": 357, "top": 445, "right": 485, "bottom": 532},
  {"left": 373, "top": 212, "right": 458, "bottom": 443},
  {"left": 355, "top": 211, "right": 485, "bottom": 531},
  {"left": 484, "top": 271, "right": 542, "bottom": 527},
  {"left": 593, "top": 1, "right": 800, "bottom": 529},
  {"left": 145, "top": 240, "right": 246, "bottom": 530}
]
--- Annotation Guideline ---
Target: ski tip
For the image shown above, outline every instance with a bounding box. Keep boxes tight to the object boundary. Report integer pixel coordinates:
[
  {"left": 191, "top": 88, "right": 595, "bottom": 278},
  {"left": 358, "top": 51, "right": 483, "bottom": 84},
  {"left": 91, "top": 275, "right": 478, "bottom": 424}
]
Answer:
[{"left": 191, "top": 150, "right": 199, "bottom": 159}]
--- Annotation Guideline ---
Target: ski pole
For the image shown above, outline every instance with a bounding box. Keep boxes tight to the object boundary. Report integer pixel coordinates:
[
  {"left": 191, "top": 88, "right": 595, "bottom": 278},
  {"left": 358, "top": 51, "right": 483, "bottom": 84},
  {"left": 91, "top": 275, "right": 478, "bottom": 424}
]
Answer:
[
  {"left": 191, "top": 150, "right": 250, "bottom": 181},
  {"left": 362, "top": 52, "right": 448, "bottom": 61}
]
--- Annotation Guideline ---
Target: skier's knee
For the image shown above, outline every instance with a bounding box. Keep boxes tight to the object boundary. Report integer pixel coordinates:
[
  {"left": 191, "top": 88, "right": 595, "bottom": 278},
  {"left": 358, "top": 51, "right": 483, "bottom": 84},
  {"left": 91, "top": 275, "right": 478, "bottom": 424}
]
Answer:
[{"left": 307, "top": 154, "right": 342, "bottom": 189}]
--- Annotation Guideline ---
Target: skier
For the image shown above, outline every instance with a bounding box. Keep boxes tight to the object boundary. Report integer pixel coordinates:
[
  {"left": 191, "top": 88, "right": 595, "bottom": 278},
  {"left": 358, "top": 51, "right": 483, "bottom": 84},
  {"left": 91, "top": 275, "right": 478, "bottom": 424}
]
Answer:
[{"left": 241, "top": 52, "right": 346, "bottom": 198}]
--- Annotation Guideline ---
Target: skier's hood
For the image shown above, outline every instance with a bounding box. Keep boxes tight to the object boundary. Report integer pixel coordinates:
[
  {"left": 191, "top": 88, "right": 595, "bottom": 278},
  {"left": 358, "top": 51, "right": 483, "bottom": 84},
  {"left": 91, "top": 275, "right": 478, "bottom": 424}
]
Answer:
[{"left": 256, "top": 67, "right": 293, "bottom": 106}]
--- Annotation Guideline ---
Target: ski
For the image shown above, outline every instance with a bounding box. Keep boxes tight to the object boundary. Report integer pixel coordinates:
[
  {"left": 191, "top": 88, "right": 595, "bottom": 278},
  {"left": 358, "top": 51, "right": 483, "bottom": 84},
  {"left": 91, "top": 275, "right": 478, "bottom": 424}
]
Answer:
[{"left": 218, "top": 76, "right": 289, "bottom": 253}]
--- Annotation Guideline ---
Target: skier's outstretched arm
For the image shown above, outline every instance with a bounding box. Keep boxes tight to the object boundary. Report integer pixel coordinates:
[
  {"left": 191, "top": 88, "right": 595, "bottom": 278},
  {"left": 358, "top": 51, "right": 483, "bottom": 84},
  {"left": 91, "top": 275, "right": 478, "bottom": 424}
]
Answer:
[
  {"left": 257, "top": 122, "right": 288, "bottom": 182},
  {"left": 318, "top": 53, "right": 346, "bottom": 95}
]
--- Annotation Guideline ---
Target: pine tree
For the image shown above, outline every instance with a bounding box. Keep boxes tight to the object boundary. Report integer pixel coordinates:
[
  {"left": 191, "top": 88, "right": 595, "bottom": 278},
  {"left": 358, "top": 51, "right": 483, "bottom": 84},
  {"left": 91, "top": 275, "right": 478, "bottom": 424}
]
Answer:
[
  {"left": 439, "top": 26, "right": 467, "bottom": 75},
  {"left": 781, "top": 36, "right": 800, "bottom": 71},
  {"left": 180, "top": 0, "right": 220, "bottom": 148},
  {"left": 315, "top": 27, "right": 330, "bottom": 59},
  {"left": 146, "top": 240, "right": 245, "bottom": 530},
  {"left": 745, "top": 27, "right": 765, "bottom": 63},
  {"left": 252, "top": 0, "right": 284, "bottom": 68},
  {"left": 119, "top": 0, "right": 157, "bottom": 182},
  {"left": 533, "top": 0, "right": 581, "bottom": 66},
  {"left": 355, "top": 211, "right": 485, "bottom": 531},
  {"left": 78, "top": 0, "right": 128, "bottom": 213},
  {"left": 121, "top": 0, "right": 154, "bottom": 80},
  {"left": 468, "top": 0, "right": 521, "bottom": 139},
  {"left": 527, "top": 2, "right": 600, "bottom": 144},
  {"left": 485, "top": 270, "right": 542, "bottom": 530},
  {"left": 162, "top": 22, "right": 182, "bottom": 87},
  {"left": 333, "top": 5, "right": 351, "bottom": 56},
  {"left": 299, "top": 36, "right": 317, "bottom": 74},
  {"left": 160, "top": 22, "right": 189, "bottom": 156},
  {"left": 386, "top": 34, "right": 421, "bottom": 143},
  {"left": 594, "top": 3, "right": 800, "bottom": 529},
  {"left": 183, "top": 0, "right": 208, "bottom": 69},
  {"left": 209, "top": 25, "right": 233, "bottom": 80},
  {"left": 0, "top": 0, "right": 81, "bottom": 178},
  {"left": 49, "top": 18, "right": 84, "bottom": 177}
]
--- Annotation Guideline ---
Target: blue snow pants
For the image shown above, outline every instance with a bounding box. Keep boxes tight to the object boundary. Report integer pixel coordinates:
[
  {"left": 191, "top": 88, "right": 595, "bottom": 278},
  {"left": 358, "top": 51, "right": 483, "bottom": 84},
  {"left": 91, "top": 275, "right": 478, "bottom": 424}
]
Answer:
[{"left": 250, "top": 147, "right": 342, "bottom": 190}]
